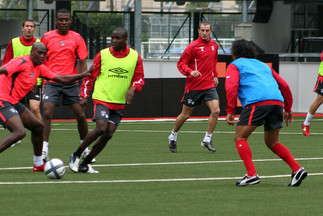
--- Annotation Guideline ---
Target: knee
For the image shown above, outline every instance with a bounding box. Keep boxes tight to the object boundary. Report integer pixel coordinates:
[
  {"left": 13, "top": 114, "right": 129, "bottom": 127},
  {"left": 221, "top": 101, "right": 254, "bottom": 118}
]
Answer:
[
  {"left": 211, "top": 108, "right": 220, "bottom": 117},
  {"left": 32, "top": 121, "right": 44, "bottom": 134},
  {"left": 75, "top": 112, "right": 86, "bottom": 122},
  {"left": 15, "top": 130, "right": 26, "bottom": 140}
]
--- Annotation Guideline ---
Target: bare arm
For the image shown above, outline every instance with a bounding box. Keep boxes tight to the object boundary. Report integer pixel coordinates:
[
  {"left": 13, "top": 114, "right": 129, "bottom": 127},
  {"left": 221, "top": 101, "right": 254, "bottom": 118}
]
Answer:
[
  {"left": 79, "top": 59, "right": 87, "bottom": 73},
  {"left": 52, "top": 65, "right": 94, "bottom": 84}
]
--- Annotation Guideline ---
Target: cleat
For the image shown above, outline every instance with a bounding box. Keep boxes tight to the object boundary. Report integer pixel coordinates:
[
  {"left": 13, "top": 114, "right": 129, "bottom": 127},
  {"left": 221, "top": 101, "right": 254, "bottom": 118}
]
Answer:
[
  {"left": 302, "top": 124, "right": 310, "bottom": 136},
  {"left": 236, "top": 174, "right": 260, "bottom": 187},
  {"left": 33, "top": 163, "right": 45, "bottom": 172},
  {"left": 201, "top": 141, "right": 216, "bottom": 152},
  {"left": 79, "top": 164, "right": 99, "bottom": 174},
  {"left": 168, "top": 136, "right": 177, "bottom": 153},
  {"left": 42, "top": 151, "right": 49, "bottom": 163},
  {"left": 81, "top": 148, "right": 96, "bottom": 163},
  {"left": 11, "top": 140, "right": 22, "bottom": 147},
  {"left": 288, "top": 167, "right": 307, "bottom": 187},
  {"left": 69, "top": 154, "right": 80, "bottom": 173}
]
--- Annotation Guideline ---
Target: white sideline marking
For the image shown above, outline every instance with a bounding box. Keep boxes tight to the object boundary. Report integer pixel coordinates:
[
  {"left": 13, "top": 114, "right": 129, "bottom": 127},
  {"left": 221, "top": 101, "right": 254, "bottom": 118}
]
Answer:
[
  {"left": 0, "top": 173, "right": 321, "bottom": 185},
  {"left": 0, "top": 157, "right": 322, "bottom": 171}
]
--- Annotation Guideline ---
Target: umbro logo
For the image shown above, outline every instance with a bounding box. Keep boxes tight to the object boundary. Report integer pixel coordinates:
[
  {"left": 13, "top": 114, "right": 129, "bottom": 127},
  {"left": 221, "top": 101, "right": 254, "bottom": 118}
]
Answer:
[{"left": 109, "top": 67, "right": 128, "bottom": 75}]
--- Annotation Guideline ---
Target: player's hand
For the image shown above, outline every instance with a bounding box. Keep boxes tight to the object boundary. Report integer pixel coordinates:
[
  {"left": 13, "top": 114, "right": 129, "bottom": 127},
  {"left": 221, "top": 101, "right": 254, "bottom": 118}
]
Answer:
[
  {"left": 80, "top": 98, "right": 88, "bottom": 110},
  {"left": 190, "top": 70, "right": 202, "bottom": 77},
  {"left": 214, "top": 77, "right": 219, "bottom": 87},
  {"left": 126, "top": 87, "right": 136, "bottom": 104},
  {"left": 82, "top": 64, "right": 96, "bottom": 78},
  {"left": 226, "top": 114, "right": 235, "bottom": 125},
  {"left": 284, "top": 112, "right": 293, "bottom": 126}
]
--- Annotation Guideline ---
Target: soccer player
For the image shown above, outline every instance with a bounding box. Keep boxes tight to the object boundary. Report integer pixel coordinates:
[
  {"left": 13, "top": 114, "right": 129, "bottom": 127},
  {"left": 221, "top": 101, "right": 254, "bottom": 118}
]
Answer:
[
  {"left": 302, "top": 50, "right": 323, "bottom": 136},
  {"left": 2, "top": 20, "right": 42, "bottom": 146},
  {"left": 168, "top": 21, "right": 220, "bottom": 153},
  {"left": 41, "top": 9, "right": 89, "bottom": 162},
  {"left": 69, "top": 27, "right": 144, "bottom": 173},
  {"left": 0, "top": 42, "right": 91, "bottom": 171},
  {"left": 225, "top": 39, "right": 307, "bottom": 187}
]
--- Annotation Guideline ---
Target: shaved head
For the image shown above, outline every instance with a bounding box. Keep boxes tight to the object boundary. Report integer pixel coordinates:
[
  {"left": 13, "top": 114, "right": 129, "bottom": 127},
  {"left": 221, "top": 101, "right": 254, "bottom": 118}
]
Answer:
[
  {"left": 30, "top": 42, "right": 48, "bottom": 65},
  {"left": 32, "top": 42, "right": 47, "bottom": 52}
]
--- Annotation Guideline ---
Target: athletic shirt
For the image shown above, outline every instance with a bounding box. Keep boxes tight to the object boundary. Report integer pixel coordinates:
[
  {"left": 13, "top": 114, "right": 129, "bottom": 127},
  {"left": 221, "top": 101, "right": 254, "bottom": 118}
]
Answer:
[
  {"left": 177, "top": 36, "right": 218, "bottom": 90},
  {"left": 231, "top": 58, "right": 284, "bottom": 108},
  {"left": 1, "top": 55, "right": 57, "bottom": 104},
  {"left": 92, "top": 48, "right": 138, "bottom": 104},
  {"left": 319, "top": 51, "right": 323, "bottom": 76},
  {"left": 11, "top": 37, "right": 42, "bottom": 85},
  {"left": 41, "top": 30, "right": 88, "bottom": 82}
]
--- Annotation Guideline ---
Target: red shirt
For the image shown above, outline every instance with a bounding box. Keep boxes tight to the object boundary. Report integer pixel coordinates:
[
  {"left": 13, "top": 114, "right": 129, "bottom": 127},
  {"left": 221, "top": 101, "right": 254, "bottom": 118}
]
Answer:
[
  {"left": 225, "top": 63, "right": 293, "bottom": 114},
  {"left": 1, "top": 55, "right": 57, "bottom": 104},
  {"left": 177, "top": 36, "right": 218, "bottom": 90},
  {"left": 80, "top": 45, "right": 145, "bottom": 110},
  {"left": 41, "top": 30, "right": 88, "bottom": 82},
  {"left": 2, "top": 36, "right": 38, "bottom": 65}
]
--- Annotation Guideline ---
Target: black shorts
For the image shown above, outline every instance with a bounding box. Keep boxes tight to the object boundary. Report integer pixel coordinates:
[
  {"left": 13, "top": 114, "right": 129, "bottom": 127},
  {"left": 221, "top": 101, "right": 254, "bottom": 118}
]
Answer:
[
  {"left": 42, "top": 82, "right": 80, "bottom": 105},
  {"left": 26, "top": 85, "right": 42, "bottom": 101},
  {"left": 238, "top": 105, "right": 283, "bottom": 131},
  {"left": 93, "top": 104, "right": 123, "bottom": 126},
  {"left": 313, "top": 74, "right": 323, "bottom": 96},
  {"left": 181, "top": 87, "right": 219, "bottom": 107},
  {"left": 0, "top": 101, "right": 26, "bottom": 127}
]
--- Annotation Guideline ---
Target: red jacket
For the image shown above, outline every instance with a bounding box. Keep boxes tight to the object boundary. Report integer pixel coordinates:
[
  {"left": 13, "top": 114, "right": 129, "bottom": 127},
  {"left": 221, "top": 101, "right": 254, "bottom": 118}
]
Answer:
[{"left": 177, "top": 36, "right": 218, "bottom": 90}]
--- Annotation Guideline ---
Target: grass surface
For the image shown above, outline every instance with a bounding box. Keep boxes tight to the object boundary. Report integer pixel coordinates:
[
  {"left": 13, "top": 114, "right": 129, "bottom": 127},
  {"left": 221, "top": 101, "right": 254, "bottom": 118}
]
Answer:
[{"left": 0, "top": 116, "right": 322, "bottom": 216}]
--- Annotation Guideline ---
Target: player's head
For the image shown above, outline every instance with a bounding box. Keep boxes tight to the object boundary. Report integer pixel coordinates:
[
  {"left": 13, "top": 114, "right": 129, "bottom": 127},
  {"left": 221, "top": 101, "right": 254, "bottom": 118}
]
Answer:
[
  {"left": 30, "top": 42, "right": 48, "bottom": 66},
  {"left": 55, "top": 8, "right": 72, "bottom": 35},
  {"left": 198, "top": 21, "right": 212, "bottom": 41},
  {"left": 231, "top": 39, "right": 257, "bottom": 60},
  {"left": 22, "top": 20, "right": 36, "bottom": 39},
  {"left": 111, "top": 27, "right": 128, "bottom": 51}
]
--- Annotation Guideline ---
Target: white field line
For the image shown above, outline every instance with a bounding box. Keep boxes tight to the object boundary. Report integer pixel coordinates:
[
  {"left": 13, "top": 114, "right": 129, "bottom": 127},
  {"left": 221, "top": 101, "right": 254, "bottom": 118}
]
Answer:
[
  {"left": 0, "top": 173, "right": 322, "bottom": 185},
  {"left": 0, "top": 157, "right": 322, "bottom": 171},
  {"left": 0, "top": 157, "right": 322, "bottom": 185}
]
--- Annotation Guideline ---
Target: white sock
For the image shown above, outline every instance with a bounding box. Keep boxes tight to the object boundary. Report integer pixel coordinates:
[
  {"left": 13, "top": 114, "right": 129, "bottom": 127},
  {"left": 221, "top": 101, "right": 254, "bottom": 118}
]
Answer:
[
  {"left": 203, "top": 132, "right": 212, "bottom": 143},
  {"left": 169, "top": 129, "right": 178, "bottom": 141},
  {"left": 304, "top": 113, "right": 313, "bottom": 126},
  {"left": 42, "top": 141, "right": 49, "bottom": 153},
  {"left": 34, "top": 155, "right": 43, "bottom": 166}
]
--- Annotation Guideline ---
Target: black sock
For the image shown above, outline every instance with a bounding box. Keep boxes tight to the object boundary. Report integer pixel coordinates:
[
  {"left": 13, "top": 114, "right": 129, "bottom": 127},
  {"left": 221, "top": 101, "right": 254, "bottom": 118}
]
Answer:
[
  {"left": 81, "top": 155, "right": 93, "bottom": 165},
  {"left": 74, "top": 147, "right": 84, "bottom": 157}
]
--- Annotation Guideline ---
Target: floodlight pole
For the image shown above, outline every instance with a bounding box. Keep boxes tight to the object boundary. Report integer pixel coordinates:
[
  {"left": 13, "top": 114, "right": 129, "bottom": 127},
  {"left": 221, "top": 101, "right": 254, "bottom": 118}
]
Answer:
[{"left": 134, "top": 0, "right": 142, "bottom": 55}]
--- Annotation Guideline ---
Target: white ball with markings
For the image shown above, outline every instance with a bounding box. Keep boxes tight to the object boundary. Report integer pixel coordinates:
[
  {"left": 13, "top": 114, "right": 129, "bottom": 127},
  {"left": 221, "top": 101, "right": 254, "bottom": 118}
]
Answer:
[{"left": 44, "top": 158, "right": 66, "bottom": 179}]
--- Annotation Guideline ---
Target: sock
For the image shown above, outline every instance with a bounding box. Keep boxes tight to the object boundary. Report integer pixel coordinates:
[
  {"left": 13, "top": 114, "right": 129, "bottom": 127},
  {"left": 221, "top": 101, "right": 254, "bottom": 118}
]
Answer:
[
  {"left": 42, "top": 141, "right": 49, "bottom": 153},
  {"left": 236, "top": 139, "right": 257, "bottom": 177},
  {"left": 81, "top": 155, "right": 93, "bottom": 165},
  {"left": 169, "top": 129, "right": 178, "bottom": 141},
  {"left": 203, "top": 132, "right": 212, "bottom": 143},
  {"left": 34, "top": 155, "right": 43, "bottom": 167},
  {"left": 272, "top": 142, "right": 301, "bottom": 172},
  {"left": 74, "top": 147, "right": 85, "bottom": 157},
  {"left": 303, "top": 113, "right": 313, "bottom": 126}
]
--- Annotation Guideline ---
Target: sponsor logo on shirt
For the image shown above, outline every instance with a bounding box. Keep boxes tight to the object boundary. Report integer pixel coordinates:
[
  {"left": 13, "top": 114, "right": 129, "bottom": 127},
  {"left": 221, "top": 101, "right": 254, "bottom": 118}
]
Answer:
[
  {"left": 30, "top": 72, "right": 34, "bottom": 78},
  {"left": 60, "top": 41, "right": 65, "bottom": 46},
  {"left": 211, "top": 46, "right": 215, "bottom": 51},
  {"left": 199, "top": 47, "right": 204, "bottom": 52},
  {"left": 108, "top": 67, "right": 128, "bottom": 79}
]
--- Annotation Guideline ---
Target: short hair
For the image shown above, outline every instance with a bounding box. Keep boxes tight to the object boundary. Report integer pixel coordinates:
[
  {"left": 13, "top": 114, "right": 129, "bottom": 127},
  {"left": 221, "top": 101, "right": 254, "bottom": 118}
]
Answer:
[
  {"left": 112, "top": 27, "right": 128, "bottom": 39},
  {"left": 56, "top": 8, "right": 71, "bottom": 18},
  {"left": 231, "top": 39, "right": 258, "bottom": 59},
  {"left": 199, "top": 21, "right": 212, "bottom": 30},
  {"left": 22, "top": 20, "right": 35, "bottom": 28}
]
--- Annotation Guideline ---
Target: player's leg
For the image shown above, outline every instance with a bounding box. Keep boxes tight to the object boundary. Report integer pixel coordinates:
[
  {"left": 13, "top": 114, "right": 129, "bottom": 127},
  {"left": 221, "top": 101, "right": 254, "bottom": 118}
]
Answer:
[
  {"left": 70, "top": 103, "right": 88, "bottom": 141},
  {"left": 29, "top": 99, "right": 41, "bottom": 121},
  {"left": 20, "top": 107, "right": 45, "bottom": 171},
  {"left": 202, "top": 99, "right": 220, "bottom": 152},
  {"left": 41, "top": 101, "right": 56, "bottom": 160},
  {"left": 0, "top": 116, "right": 26, "bottom": 153},
  {"left": 168, "top": 104, "right": 194, "bottom": 153},
  {"left": 303, "top": 75, "right": 323, "bottom": 136}
]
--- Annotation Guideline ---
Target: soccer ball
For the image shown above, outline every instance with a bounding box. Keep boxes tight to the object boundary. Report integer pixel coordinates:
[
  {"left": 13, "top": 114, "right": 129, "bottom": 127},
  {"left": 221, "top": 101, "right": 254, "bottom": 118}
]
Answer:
[{"left": 44, "top": 158, "right": 66, "bottom": 179}]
